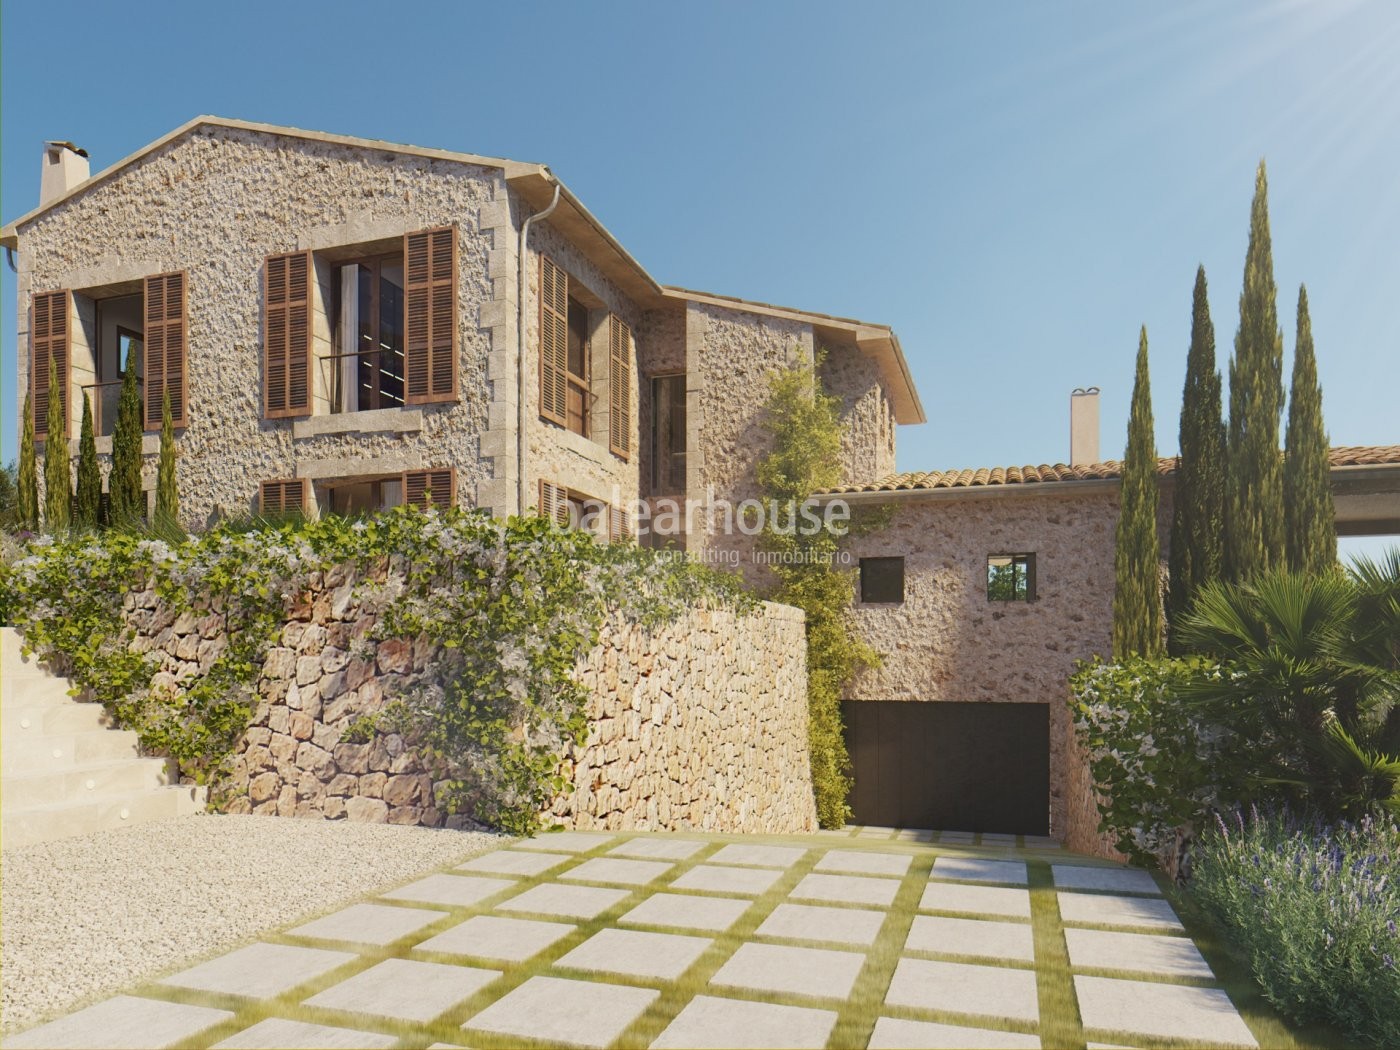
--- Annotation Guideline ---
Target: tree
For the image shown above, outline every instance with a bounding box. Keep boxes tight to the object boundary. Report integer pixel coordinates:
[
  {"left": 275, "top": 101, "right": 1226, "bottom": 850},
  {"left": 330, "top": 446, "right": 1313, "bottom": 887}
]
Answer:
[
  {"left": 109, "top": 344, "right": 144, "bottom": 526},
  {"left": 1226, "top": 161, "right": 1286, "bottom": 580},
  {"left": 154, "top": 388, "right": 180, "bottom": 534},
  {"left": 42, "top": 358, "right": 71, "bottom": 532},
  {"left": 75, "top": 392, "right": 102, "bottom": 530},
  {"left": 1113, "top": 327, "right": 1164, "bottom": 659},
  {"left": 1168, "top": 266, "right": 1227, "bottom": 645},
  {"left": 1283, "top": 285, "right": 1336, "bottom": 575},
  {"left": 0, "top": 461, "right": 16, "bottom": 527},
  {"left": 17, "top": 391, "right": 38, "bottom": 529}
]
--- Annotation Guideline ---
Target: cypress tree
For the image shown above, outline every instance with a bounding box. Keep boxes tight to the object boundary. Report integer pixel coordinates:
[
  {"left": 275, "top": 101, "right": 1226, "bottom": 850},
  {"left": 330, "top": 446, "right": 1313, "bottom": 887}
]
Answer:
[
  {"left": 75, "top": 392, "right": 102, "bottom": 530},
  {"left": 1283, "top": 285, "right": 1336, "bottom": 575},
  {"left": 154, "top": 388, "right": 180, "bottom": 534},
  {"left": 17, "top": 391, "right": 39, "bottom": 530},
  {"left": 42, "top": 358, "right": 70, "bottom": 532},
  {"left": 1226, "top": 160, "right": 1286, "bottom": 580},
  {"left": 110, "top": 344, "right": 144, "bottom": 526},
  {"left": 1113, "top": 327, "right": 1164, "bottom": 659},
  {"left": 1168, "top": 266, "right": 1227, "bottom": 644}
]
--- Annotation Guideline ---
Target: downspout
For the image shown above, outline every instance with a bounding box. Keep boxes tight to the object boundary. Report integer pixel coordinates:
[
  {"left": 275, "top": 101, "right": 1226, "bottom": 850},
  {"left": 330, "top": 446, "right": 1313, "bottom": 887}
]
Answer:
[{"left": 517, "top": 180, "right": 562, "bottom": 515}]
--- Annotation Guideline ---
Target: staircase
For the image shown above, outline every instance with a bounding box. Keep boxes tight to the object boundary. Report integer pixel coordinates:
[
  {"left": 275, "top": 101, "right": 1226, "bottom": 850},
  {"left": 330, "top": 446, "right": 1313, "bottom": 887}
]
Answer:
[{"left": 1, "top": 627, "right": 205, "bottom": 848}]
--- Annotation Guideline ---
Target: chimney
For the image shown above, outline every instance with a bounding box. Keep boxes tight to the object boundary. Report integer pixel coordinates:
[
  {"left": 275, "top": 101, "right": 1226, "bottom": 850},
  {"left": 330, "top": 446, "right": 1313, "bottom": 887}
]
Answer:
[
  {"left": 40, "top": 141, "right": 90, "bottom": 206},
  {"left": 1070, "top": 387, "right": 1100, "bottom": 466}
]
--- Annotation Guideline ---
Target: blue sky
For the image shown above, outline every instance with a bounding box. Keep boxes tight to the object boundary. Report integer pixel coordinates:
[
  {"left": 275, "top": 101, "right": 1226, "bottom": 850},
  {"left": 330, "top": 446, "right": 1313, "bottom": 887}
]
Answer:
[{"left": 2, "top": 0, "right": 1396, "bottom": 552}]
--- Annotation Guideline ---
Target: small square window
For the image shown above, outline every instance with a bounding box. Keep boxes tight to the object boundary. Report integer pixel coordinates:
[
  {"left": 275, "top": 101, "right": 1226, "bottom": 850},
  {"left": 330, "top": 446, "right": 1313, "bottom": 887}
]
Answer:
[
  {"left": 988, "top": 554, "right": 1036, "bottom": 602},
  {"left": 860, "top": 557, "right": 905, "bottom": 604}
]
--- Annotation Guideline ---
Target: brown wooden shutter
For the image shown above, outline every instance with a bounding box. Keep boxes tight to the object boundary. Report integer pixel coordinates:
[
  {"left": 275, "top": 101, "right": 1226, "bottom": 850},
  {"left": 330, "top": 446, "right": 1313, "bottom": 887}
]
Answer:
[
  {"left": 259, "top": 478, "right": 309, "bottom": 516},
  {"left": 31, "top": 290, "right": 71, "bottom": 440},
  {"left": 402, "top": 468, "right": 456, "bottom": 510},
  {"left": 264, "top": 251, "right": 312, "bottom": 418},
  {"left": 609, "top": 315, "right": 631, "bottom": 458},
  {"left": 404, "top": 226, "right": 457, "bottom": 404},
  {"left": 144, "top": 271, "right": 188, "bottom": 430},
  {"left": 538, "top": 479, "right": 569, "bottom": 527},
  {"left": 609, "top": 504, "right": 630, "bottom": 541},
  {"left": 538, "top": 255, "right": 569, "bottom": 426}
]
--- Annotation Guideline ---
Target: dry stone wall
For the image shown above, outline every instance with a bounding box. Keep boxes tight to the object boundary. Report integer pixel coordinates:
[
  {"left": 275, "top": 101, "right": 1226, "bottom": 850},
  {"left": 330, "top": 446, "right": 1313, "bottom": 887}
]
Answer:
[{"left": 123, "top": 567, "right": 815, "bottom": 833}]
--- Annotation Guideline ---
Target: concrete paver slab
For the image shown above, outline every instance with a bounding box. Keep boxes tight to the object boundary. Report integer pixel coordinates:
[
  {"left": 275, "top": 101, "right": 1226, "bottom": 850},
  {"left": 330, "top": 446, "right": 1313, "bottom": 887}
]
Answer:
[
  {"left": 757, "top": 903, "right": 887, "bottom": 947},
  {"left": 305, "top": 958, "right": 498, "bottom": 1022},
  {"left": 920, "top": 882, "right": 1031, "bottom": 918},
  {"left": 1075, "top": 975, "right": 1257, "bottom": 1046},
  {"left": 1057, "top": 893, "right": 1183, "bottom": 931},
  {"left": 559, "top": 857, "right": 673, "bottom": 886},
  {"left": 608, "top": 838, "right": 707, "bottom": 860},
  {"left": 651, "top": 995, "right": 838, "bottom": 1049},
  {"left": 213, "top": 1018, "right": 396, "bottom": 1049},
  {"left": 905, "top": 914, "right": 1036, "bottom": 962},
  {"left": 937, "top": 831, "right": 976, "bottom": 844},
  {"left": 1064, "top": 927, "right": 1213, "bottom": 978},
  {"left": 554, "top": 927, "right": 711, "bottom": 980},
  {"left": 496, "top": 882, "right": 629, "bottom": 920},
  {"left": 885, "top": 957, "right": 1040, "bottom": 1022},
  {"left": 381, "top": 874, "right": 515, "bottom": 908},
  {"left": 288, "top": 903, "right": 447, "bottom": 946},
  {"left": 4, "top": 996, "right": 233, "bottom": 1050},
  {"left": 158, "top": 942, "right": 355, "bottom": 999},
  {"left": 415, "top": 914, "right": 575, "bottom": 962},
  {"left": 672, "top": 863, "right": 784, "bottom": 896},
  {"left": 1052, "top": 866, "right": 1160, "bottom": 895},
  {"left": 790, "top": 872, "right": 900, "bottom": 907},
  {"left": 462, "top": 974, "right": 657, "bottom": 1048},
  {"left": 711, "top": 942, "right": 866, "bottom": 1000},
  {"left": 868, "top": 1017, "right": 1041, "bottom": 1049},
  {"left": 707, "top": 843, "right": 807, "bottom": 868},
  {"left": 620, "top": 892, "right": 751, "bottom": 932},
  {"left": 930, "top": 857, "right": 1028, "bottom": 885},
  {"left": 455, "top": 850, "right": 571, "bottom": 877},
  {"left": 895, "top": 829, "right": 936, "bottom": 843},
  {"left": 513, "top": 832, "right": 615, "bottom": 852},
  {"left": 814, "top": 849, "right": 912, "bottom": 877}
]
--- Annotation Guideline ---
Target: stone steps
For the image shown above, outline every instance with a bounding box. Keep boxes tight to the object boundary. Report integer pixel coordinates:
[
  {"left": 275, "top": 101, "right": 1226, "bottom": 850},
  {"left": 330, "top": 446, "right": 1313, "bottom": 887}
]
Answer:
[{"left": 1, "top": 626, "right": 206, "bottom": 849}]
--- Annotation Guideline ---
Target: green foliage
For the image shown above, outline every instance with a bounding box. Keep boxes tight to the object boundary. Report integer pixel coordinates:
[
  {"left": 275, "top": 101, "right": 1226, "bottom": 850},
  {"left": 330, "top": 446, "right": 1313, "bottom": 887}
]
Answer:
[
  {"left": 1113, "top": 327, "right": 1163, "bottom": 659},
  {"left": 0, "top": 460, "right": 17, "bottom": 528},
  {"left": 1191, "top": 808, "right": 1400, "bottom": 1047},
  {"left": 109, "top": 347, "right": 144, "bottom": 527},
  {"left": 17, "top": 392, "right": 39, "bottom": 530},
  {"left": 154, "top": 389, "right": 181, "bottom": 536},
  {"left": 1227, "top": 160, "right": 1286, "bottom": 581},
  {"left": 43, "top": 358, "right": 70, "bottom": 533},
  {"left": 1283, "top": 285, "right": 1336, "bottom": 576},
  {"left": 1168, "top": 266, "right": 1227, "bottom": 647},
  {"left": 755, "top": 355, "right": 876, "bottom": 828},
  {"left": 75, "top": 393, "right": 102, "bottom": 531},
  {"left": 1069, "top": 656, "right": 1236, "bottom": 865}
]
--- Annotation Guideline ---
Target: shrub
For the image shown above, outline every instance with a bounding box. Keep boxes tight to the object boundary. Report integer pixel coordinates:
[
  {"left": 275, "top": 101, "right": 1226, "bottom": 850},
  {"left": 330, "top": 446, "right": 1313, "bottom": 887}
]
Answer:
[{"left": 1192, "top": 807, "right": 1400, "bottom": 1047}]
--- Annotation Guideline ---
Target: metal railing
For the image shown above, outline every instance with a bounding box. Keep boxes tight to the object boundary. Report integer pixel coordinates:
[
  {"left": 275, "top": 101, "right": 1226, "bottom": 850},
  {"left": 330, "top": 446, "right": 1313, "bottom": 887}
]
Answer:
[
  {"left": 318, "top": 348, "right": 406, "bottom": 414},
  {"left": 80, "top": 379, "right": 135, "bottom": 438}
]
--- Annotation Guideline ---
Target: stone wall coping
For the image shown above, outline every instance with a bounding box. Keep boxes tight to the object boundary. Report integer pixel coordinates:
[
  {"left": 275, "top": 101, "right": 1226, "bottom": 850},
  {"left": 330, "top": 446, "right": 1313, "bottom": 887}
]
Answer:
[{"left": 292, "top": 408, "right": 424, "bottom": 440}]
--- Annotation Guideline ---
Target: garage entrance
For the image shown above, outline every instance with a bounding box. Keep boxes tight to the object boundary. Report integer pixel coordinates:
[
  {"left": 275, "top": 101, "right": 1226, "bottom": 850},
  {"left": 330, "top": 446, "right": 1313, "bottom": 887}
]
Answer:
[{"left": 841, "top": 700, "right": 1049, "bottom": 835}]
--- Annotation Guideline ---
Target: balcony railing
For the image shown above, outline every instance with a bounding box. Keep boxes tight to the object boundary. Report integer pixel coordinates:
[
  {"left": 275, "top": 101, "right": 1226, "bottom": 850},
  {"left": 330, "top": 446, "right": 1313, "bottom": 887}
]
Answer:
[
  {"left": 319, "top": 348, "right": 405, "bottom": 414},
  {"left": 80, "top": 379, "right": 136, "bottom": 438}
]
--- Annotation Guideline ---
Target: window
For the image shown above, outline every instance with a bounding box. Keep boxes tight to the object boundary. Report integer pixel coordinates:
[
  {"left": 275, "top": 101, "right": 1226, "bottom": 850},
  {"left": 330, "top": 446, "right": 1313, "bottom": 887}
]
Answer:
[
  {"left": 651, "top": 374, "right": 686, "bottom": 494},
  {"left": 331, "top": 254, "right": 405, "bottom": 412},
  {"left": 565, "top": 295, "right": 590, "bottom": 436},
  {"left": 90, "top": 294, "right": 143, "bottom": 438},
  {"left": 860, "top": 557, "right": 905, "bottom": 604},
  {"left": 988, "top": 554, "right": 1036, "bottom": 601},
  {"left": 318, "top": 477, "right": 402, "bottom": 516},
  {"left": 538, "top": 480, "right": 625, "bottom": 541}
]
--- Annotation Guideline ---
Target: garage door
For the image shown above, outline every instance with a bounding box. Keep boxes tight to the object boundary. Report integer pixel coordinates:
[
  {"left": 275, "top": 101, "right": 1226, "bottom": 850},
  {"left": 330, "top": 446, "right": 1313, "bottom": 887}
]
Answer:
[{"left": 841, "top": 701, "right": 1049, "bottom": 835}]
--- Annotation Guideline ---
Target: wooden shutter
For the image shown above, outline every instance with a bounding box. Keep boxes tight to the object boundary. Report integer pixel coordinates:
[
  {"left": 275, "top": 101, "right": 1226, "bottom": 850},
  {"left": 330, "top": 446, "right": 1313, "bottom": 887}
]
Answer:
[
  {"left": 31, "top": 290, "right": 71, "bottom": 440},
  {"left": 144, "top": 271, "right": 188, "bottom": 430},
  {"left": 264, "top": 251, "right": 312, "bottom": 418},
  {"left": 259, "top": 478, "right": 309, "bottom": 516},
  {"left": 538, "top": 479, "right": 569, "bottom": 527},
  {"left": 608, "top": 315, "right": 631, "bottom": 458},
  {"left": 403, "top": 468, "right": 456, "bottom": 510},
  {"left": 609, "top": 504, "right": 630, "bottom": 541},
  {"left": 539, "top": 255, "right": 569, "bottom": 426},
  {"left": 404, "top": 226, "right": 457, "bottom": 404}
]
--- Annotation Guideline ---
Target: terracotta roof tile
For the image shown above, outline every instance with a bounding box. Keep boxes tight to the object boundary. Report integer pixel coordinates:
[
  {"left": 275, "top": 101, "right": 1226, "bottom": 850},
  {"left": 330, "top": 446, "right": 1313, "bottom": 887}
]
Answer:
[{"left": 825, "top": 445, "right": 1400, "bottom": 496}]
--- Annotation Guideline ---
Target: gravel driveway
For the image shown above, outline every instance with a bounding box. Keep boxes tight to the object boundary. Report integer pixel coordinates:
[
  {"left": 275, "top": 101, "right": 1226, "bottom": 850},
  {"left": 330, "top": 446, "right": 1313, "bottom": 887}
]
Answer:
[{"left": 0, "top": 813, "right": 502, "bottom": 1033}]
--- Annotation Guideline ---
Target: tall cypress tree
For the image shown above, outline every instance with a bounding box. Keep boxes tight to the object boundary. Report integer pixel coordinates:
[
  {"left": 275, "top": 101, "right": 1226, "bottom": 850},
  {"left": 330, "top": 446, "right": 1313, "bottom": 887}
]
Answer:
[
  {"left": 1168, "top": 266, "right": 1226, "bottom": 644},
  {"left": 17, "top": 391, "right": 39, "bottom": 530},
  {"left": 154, "top": 388, "right": 180, "bottom": 534},
  {"left": 75, "top": 392, "right": 102, "bottom": 530},
  {"left": 43, "top": 358, "right": 70, "bottom": 532},
  {"left": 1226, "top": 160, "right": 1286, "bottom": 580},
  {"left": 1114, "top": 327, "right": 1164, "bottom": 659},
  {"left": 1283, "top": 285, "right": 1336, "bottom": 575},
  {"left": 110, "top": 345, "right": 144, "bottom": 526}
]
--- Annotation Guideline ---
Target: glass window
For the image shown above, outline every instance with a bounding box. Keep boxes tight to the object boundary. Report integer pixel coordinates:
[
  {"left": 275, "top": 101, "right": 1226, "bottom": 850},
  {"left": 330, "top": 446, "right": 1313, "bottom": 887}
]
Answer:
[
  {"left": 333, "top": 256, "right": 405, "bottom": 412},
  {"left": 651, "top": 374, "right": 686, "bottom": 495},
  {"left": 987, "top": 554, "right": 1037, "bottom": 601},
  {"left": 565, "top": 296, "right": 589, "bottom": 436},
  {"left": 860, "top": 557, "right": 905, "bottom": 604}
]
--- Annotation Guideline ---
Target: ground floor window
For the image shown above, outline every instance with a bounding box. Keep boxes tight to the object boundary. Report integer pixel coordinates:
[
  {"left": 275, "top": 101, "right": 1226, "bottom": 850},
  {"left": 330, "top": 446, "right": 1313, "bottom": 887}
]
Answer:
[{"left": 987, "top": 553, "right": 1036, "bottom": 601}]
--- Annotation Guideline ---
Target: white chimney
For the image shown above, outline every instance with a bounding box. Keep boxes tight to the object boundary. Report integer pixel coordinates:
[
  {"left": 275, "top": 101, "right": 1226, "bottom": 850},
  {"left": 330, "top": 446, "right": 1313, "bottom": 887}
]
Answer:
[
  {"left": 40, "top": 141, "right": 90, "bottom": 206},
  {"left": 1070, "top": 387, "right": 1100, "bottom": 466}
]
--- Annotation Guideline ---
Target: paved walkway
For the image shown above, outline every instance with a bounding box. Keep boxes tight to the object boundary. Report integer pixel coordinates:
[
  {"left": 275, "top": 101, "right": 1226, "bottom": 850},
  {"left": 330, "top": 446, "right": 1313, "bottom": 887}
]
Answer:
[{"left": 5, "top": 826, "right": 1261, "bottom": 1049}]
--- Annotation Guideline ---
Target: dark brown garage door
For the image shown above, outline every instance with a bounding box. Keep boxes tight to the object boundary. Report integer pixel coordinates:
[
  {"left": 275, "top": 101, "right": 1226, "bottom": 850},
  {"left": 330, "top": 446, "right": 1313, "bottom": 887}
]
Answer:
[{"left": 841, "top": 701, "right": 1049, "bottom": 835}]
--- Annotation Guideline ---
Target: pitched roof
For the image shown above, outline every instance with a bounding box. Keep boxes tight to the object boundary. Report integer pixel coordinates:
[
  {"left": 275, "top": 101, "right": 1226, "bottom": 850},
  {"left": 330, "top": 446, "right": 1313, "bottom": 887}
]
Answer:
[{"left": 822, "top": 445, "right": 1400, "bottom": 496}]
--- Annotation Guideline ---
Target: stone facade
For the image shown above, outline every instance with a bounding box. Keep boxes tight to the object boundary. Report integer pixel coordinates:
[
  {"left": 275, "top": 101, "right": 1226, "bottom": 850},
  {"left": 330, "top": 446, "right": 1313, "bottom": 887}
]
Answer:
[{"left": 121, "top": 566, "right": 814, "bottom": 834}]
